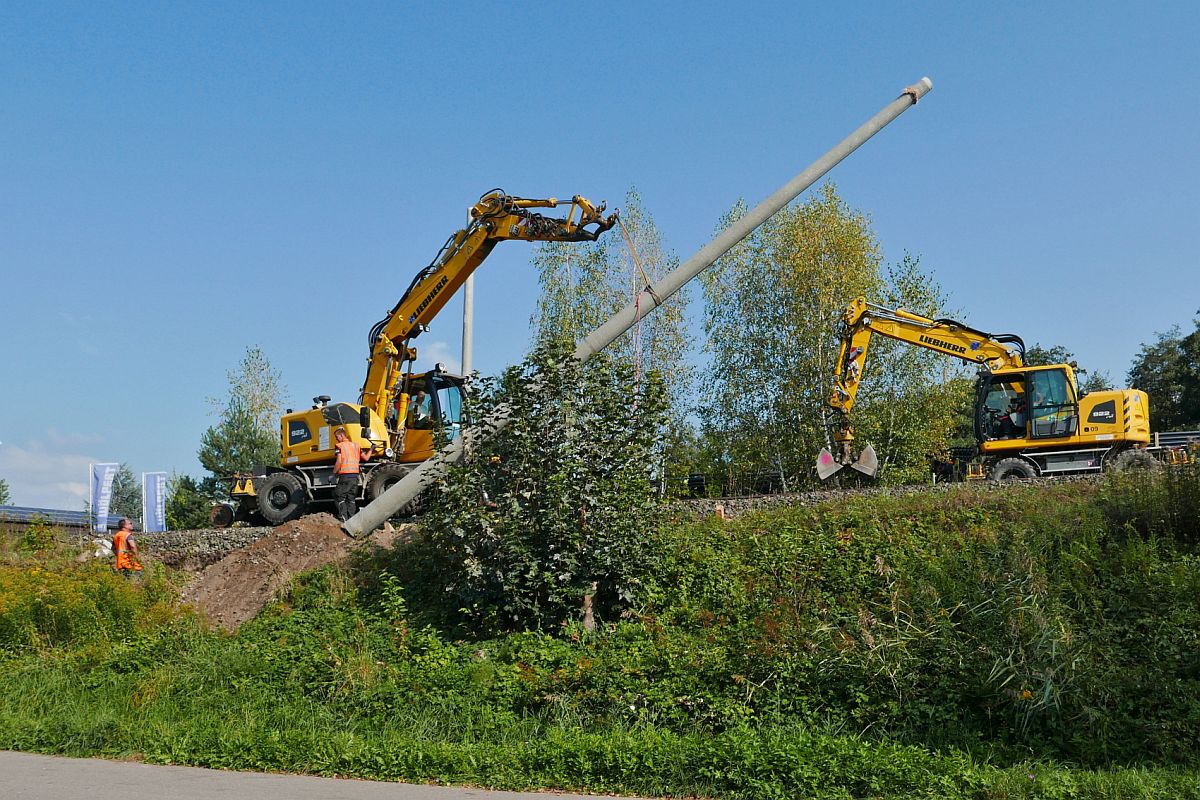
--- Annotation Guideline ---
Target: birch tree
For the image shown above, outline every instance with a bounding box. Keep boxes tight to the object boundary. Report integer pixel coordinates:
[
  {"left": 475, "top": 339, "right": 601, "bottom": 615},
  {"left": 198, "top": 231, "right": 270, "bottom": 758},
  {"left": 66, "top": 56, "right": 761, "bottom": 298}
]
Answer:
[{"left": 700, "top": 184, "right": 880, "bottom": 489}]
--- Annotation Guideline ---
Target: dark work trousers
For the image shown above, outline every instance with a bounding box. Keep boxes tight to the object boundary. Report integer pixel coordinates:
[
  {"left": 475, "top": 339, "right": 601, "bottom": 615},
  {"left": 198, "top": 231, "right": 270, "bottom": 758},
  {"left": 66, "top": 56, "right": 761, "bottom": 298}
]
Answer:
[{"left": 334, "top": 473, "right": 360, "bottom": 521}]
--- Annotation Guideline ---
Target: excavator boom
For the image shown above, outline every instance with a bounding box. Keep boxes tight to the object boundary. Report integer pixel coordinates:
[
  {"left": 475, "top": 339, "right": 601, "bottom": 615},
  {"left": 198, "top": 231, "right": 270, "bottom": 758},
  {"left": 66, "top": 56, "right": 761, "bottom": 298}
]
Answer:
[{"left": 359, "top": 190, "right": 617, "bottom": 418}]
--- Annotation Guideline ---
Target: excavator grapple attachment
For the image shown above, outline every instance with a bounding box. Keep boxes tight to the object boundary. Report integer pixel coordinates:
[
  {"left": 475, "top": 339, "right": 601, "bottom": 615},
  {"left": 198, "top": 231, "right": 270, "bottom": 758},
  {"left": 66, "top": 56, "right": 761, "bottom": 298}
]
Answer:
[
  {"left": 816, "top": 448, "right": 844, "bottom": 480},
  {"left": 817, "top": 444, "right": 879, "bottom": 480}
]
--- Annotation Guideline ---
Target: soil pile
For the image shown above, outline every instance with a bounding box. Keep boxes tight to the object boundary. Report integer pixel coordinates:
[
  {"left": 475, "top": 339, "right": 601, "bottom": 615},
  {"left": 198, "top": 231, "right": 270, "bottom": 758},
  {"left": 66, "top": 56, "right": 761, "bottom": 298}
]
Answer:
[{"left": 180, "top": 513, "right": 356, "bottom": 631}]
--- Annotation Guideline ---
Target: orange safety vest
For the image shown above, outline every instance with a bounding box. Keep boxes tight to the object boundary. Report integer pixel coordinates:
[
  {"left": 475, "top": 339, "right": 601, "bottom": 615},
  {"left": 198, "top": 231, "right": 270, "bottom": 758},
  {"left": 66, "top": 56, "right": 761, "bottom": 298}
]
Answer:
[
  {"left": 113, "top": 530, "right": 141, "bottom": 571},
  {"left": 334, "top": 439, "right": 363, "bottom": 475}
]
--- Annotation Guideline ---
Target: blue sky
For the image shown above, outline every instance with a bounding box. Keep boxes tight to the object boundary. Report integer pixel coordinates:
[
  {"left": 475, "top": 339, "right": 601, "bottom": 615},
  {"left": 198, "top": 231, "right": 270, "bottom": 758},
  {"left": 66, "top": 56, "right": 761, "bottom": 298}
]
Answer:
[{"left": 2, "top": 2, "right": 1197, "bottom": 508}]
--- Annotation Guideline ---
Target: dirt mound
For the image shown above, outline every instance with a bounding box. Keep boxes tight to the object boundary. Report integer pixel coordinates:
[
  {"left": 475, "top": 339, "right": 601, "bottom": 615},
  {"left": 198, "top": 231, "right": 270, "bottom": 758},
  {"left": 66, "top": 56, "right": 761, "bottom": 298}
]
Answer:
[
  {"left": 179, "top": 514, "right": 418, "bottom": 631},
  {"left": 180, "top": 513, "right": 356, "bottom": 631}
]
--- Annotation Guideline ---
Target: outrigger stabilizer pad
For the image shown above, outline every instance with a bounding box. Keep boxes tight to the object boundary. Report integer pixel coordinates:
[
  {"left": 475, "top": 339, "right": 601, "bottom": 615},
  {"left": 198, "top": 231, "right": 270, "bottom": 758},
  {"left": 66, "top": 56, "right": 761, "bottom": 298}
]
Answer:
[{"left": 816, "top": 444, "right": 879, "bottom": 480}]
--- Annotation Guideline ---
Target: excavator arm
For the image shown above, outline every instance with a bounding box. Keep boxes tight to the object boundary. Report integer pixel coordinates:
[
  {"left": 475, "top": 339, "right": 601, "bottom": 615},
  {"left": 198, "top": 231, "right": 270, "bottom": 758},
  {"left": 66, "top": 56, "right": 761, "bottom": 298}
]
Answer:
[
  {"left": 819, "top": 296, "right": 1025, "bottom": 479},
  {"left": 359, "top": 190, "right": 617, "bottom": 419}
]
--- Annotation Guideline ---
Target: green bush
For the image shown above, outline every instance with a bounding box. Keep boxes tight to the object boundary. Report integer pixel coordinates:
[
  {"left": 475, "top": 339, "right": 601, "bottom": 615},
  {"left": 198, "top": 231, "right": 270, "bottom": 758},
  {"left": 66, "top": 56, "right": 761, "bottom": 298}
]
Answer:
[{"left": 420, "top": 344, "right": 670, "bottom": 636}]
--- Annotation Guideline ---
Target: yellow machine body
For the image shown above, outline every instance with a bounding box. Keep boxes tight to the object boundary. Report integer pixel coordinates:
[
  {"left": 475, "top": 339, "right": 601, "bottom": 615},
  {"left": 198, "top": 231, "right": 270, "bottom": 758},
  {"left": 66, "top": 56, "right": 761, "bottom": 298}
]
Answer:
[{"left": 978, "top": 366, "right": 1150, "bottom": 455}]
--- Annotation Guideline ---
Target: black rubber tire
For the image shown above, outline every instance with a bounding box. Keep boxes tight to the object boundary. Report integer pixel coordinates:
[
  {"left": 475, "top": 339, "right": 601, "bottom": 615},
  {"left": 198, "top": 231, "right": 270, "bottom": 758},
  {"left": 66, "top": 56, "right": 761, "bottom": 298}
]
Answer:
[
  {"left": 210, "top": 503, "right": 235, "bottom": 528},
  {"left": 1110, "top": 448, "right": 1162, "bottom": 472},
  {"left": 366, "top": 463, "right": 412, "bottom": 501},
  {"left": 990, "top": 457, "right": 1037, "bottom": 482},
  {"left": 255, "top": 472, "right": 308, "bottom": 525}
]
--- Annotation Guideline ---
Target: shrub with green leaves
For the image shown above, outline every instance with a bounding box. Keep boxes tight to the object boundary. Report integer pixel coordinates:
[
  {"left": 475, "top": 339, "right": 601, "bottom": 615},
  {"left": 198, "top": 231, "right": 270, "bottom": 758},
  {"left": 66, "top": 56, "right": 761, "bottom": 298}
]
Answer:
[{"left": 420, "top": 344, "right": 669, "bottom": 635}]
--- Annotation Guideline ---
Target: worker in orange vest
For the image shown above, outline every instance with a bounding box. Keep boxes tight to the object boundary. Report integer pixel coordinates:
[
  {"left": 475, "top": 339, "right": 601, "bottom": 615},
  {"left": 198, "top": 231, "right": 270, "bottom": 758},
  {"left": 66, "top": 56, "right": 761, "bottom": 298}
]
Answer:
[
  {"left": 333, "top": 427, "right": 371, "bottom": 521},
  {"left": 112, "top": 517, "right": 143, "bottom": 577}
]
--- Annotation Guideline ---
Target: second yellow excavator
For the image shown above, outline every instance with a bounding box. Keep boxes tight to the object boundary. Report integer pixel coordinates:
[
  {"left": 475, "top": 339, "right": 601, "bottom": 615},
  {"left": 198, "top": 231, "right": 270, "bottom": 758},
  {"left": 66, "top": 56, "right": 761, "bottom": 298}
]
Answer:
[
  {"left": 819, "top": 297, "right": 1152, "bottom": 481},
  {"left": 223, "top": 190, "right": 617, "bottom": 525}
]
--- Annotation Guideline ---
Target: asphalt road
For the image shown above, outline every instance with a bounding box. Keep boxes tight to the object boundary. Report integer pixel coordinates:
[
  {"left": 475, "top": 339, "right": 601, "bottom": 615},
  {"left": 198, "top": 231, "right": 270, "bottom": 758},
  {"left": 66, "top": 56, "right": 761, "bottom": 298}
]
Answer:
[{"left": 1, "top": 751, "right": 626, "bottom": 800}]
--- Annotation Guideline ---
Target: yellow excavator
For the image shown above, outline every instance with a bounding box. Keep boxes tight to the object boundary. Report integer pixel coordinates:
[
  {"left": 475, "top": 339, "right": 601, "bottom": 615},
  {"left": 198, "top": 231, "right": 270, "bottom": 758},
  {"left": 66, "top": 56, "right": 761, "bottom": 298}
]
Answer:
[
  {"left": 220, "top": 190, "right": 617, "bottom": 525},
  {"left": 818, "top": 297, "right": 1152, "bottom": 482}
]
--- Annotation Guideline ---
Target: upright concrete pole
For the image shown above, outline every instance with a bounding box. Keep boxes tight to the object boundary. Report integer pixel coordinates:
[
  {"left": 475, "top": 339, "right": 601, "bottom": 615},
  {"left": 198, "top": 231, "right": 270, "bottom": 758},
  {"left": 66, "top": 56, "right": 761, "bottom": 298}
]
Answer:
[
  {"left": 344, "top": 76, "right": 933, "bottom": 537},
  {"left": 461, "top": 273, "right": 475, "bottom": 375}
]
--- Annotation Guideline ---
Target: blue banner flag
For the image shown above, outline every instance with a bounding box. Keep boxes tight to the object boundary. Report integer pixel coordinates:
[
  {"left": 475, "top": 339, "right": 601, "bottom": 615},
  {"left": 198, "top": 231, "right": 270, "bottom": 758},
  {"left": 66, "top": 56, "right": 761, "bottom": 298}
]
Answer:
[
  {"left": 90, "top": 462, "right": 120, "bottom": 532},
  {"left": 142, "top": 472, "right": 169, "bottom": 532}
]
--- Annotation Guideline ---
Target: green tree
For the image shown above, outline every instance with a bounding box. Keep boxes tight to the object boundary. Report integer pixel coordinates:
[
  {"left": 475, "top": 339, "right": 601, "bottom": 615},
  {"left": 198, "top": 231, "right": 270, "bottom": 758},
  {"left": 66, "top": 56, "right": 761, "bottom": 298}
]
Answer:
[
  {"left": 700, "top": 186, "right": 879, "bottom": 490},
  {"left": 700, "top": 184, "right": 961, "bottom": 488},
  {"left": 0, "top": 478, "right": 10, "bottom": 505},
  {"left": 109, "top": 463, "right": 141, "bottom": 523},
  {"left": 166, "top": 473, "right": 214, "bottom": 530},
  {"left": 1180, "top": 319, "right": 1200, "bottom": 423},
  {"left": 1127, "top": 321, "right": 1200, "bottom": 430},
  {"left": 422, "top": 343, "right": 669, "bottom": 635},
  {"left": 198, "top": 346, "right": 285, "bottom": 497}
]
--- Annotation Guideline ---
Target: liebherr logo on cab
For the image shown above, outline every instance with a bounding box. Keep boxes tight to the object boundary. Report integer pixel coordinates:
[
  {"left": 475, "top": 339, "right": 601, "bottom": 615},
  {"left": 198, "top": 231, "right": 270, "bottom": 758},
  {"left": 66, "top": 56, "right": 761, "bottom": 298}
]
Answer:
[
  {"left": 918, "top": 334, "right": 967, "bottom": 355},
  {"left": 409, "top": 275, "right": 449, "bottom": 324}
]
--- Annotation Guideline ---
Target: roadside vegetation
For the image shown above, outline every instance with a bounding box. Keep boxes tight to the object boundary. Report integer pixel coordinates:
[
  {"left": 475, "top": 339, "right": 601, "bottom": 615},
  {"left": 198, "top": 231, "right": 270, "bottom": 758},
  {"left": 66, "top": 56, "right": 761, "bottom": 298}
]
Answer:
[{"left": 2, "top": 465, "right": 1198, "bottom": 799}]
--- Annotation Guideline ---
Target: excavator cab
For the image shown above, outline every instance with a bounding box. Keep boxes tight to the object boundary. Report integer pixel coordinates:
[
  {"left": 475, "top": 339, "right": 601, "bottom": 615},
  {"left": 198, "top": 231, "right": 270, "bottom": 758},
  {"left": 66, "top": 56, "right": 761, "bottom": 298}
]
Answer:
[
  {"left": 976, "top": 365, "right": 1080, "bottom": 450},
  {"left": 392, "top": 368, "right": 466, "bottom": 463}
]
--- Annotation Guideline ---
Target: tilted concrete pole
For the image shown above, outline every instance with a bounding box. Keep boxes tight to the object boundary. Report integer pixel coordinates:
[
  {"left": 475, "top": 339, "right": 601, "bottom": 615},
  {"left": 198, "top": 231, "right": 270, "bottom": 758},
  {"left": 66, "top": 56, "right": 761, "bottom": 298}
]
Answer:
[{"left": 343, "top": 76, "right": 933, "bottom": 537}]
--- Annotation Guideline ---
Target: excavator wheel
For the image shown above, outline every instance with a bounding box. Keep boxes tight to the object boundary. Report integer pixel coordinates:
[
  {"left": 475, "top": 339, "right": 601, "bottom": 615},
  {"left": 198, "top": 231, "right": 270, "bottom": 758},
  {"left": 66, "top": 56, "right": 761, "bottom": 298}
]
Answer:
[
  {"left": 989, "top": 457, "right": 1037, "bottom": 482},
  {"left": 256, "top": 472, "right": 308, "bottom": 525},
  {"left": 210, "top": 503, "right": 235, "bottom": 529}
]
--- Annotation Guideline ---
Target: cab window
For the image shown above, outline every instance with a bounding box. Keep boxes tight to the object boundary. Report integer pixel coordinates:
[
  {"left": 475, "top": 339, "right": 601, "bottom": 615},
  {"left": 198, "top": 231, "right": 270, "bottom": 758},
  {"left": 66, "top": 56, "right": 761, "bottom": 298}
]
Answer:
[
  {"left": 403, "top": 381, "right": 433, "bottom": 431},
  {"left": 1029, "top": 369, "right": 1078, "bottom": 438},
  {"left": 979, "top": 377, "right": 1025, "bottom": 439},
  {"left": 433, "top": 378, "right": 463, "bottom": 441},
  {"left": 321, "top": 403, "right": 360, "bottom": 426}
]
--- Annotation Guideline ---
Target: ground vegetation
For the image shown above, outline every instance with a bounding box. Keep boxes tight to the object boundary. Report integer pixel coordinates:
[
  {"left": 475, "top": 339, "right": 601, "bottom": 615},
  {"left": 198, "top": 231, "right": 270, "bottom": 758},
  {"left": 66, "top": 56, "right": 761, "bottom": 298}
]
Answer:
[{"left": 2, "top": 467, "right": 1199, "bottom": 799}]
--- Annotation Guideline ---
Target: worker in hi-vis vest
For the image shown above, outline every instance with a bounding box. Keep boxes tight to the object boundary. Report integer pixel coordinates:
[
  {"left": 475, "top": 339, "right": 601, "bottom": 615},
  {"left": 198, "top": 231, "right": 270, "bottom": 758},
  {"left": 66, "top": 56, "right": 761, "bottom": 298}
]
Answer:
[
  {"left": 332, "top": 427, "right": 371, "bottom": 522},
  {"left": 112, "top": 518, "right": 142, "bottom": 576}
]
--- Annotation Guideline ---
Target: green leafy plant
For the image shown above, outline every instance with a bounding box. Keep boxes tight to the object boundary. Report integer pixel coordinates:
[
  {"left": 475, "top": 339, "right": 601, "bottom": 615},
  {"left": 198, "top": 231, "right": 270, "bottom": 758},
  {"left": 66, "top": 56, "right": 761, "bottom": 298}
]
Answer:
[{"left": 421, "top": 343, "right": 669, "bottom": 635}]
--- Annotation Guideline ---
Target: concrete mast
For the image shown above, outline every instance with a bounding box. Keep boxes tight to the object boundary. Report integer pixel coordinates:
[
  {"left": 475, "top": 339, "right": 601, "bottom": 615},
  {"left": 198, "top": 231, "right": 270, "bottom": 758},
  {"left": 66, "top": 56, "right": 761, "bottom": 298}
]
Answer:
[{"left": 344, "top": 76, "right": 934, "bottom": 538}]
